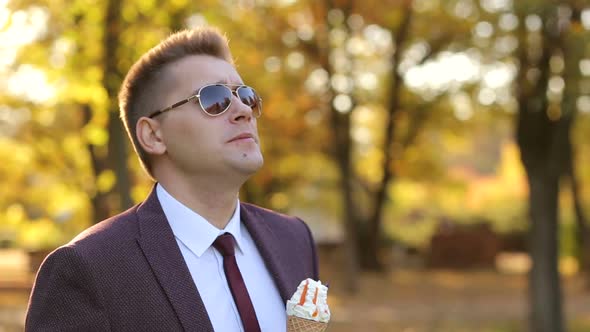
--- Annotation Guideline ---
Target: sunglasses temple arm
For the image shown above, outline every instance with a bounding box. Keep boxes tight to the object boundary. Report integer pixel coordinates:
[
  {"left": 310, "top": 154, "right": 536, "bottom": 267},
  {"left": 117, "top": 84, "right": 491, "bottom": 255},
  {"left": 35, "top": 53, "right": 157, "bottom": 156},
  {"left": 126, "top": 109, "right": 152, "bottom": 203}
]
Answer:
[{"left": 149, "top": 97, "right": 193, "bottom": 118}]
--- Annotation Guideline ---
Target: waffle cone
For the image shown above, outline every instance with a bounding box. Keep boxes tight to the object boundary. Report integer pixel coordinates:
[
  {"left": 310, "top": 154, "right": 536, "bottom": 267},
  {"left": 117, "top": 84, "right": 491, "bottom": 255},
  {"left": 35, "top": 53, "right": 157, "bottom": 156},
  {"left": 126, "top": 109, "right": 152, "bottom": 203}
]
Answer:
[{"left": 287, "top": 315, "right": 328, "bottom": 332}]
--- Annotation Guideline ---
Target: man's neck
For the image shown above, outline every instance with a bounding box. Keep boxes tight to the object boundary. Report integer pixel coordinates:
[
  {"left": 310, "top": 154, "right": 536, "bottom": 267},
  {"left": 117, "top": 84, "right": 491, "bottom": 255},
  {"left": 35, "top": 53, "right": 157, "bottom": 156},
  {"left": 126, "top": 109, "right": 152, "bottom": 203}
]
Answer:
[{"left": 157, "top": 176, "right": 242, "bottom": 229}]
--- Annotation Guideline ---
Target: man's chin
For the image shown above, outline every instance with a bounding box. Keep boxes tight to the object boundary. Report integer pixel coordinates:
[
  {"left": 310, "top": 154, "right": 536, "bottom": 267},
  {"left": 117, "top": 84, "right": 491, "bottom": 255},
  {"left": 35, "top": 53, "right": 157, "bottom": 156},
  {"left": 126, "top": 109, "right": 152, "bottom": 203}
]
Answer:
[
  {"left": 244, "top": 159, "right": 264, "bottom": 174},
  {"left": 233, "top": 155, "right": 263, "bottom": 175}
]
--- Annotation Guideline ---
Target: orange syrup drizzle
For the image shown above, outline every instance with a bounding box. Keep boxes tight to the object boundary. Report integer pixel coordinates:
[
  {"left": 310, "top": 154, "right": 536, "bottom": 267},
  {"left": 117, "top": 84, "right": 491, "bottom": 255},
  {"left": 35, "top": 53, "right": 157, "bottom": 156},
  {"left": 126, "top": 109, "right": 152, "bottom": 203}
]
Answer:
[
  {"left": 298, "top": 280, "right": 309, "bottom": 306},
  {"left": 312, "top": 287, "right": 319, "bottom": 317}
]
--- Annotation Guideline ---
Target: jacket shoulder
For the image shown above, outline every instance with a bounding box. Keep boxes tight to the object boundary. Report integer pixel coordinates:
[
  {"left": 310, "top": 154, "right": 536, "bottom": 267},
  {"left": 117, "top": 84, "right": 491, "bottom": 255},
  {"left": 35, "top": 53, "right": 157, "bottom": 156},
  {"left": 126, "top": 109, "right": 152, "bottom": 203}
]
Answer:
[
  {"left": 66, "top": 204, "right": 141, "bottom": 253},
  {"left": 240, "top": 202, "right": 320, "bottom": 281},
  {"left": 240, "top": 202, "right": 302, "bottom": 224},
  {"left": 240, "top": 202, "right": 314, "bottom": 236}
]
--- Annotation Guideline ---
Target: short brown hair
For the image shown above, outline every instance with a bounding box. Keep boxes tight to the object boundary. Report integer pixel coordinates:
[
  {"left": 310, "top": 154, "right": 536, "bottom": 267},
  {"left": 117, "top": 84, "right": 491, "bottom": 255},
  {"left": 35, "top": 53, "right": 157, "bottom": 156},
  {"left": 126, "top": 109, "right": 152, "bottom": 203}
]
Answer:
[{"left": 118, "top": 27, "right": 234, "bottom": 179}]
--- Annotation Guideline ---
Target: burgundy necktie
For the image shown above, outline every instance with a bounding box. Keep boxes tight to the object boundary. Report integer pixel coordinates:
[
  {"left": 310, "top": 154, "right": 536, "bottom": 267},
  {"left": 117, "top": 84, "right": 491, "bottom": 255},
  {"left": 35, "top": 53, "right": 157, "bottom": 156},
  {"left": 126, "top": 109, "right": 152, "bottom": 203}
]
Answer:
[{"left": 213, "top": 233, "right": 261, "bottom": 332}]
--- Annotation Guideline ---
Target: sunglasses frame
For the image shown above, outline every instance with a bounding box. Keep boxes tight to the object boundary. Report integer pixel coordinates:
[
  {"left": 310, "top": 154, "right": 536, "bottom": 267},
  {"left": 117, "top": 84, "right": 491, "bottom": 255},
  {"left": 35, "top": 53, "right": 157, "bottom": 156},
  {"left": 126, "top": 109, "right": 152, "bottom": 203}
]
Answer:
[{"left": 148, "top": 83, "right": 262, "bottom": 119}]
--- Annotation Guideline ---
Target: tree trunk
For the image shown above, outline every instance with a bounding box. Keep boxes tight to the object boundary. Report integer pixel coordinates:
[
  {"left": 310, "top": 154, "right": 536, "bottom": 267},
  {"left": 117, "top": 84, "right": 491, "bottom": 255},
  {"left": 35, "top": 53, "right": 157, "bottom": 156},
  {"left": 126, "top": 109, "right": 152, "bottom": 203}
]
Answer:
[
  {"left": 106, "top": 111, "right": 133, "bottom": 212},
  {"left": 565, "top": 146, "right": 590, "bottom": 284},
  {"left": 559, "top": 7, "right": 590, "bottom": 285},
  {"left": 515, "top": 10, "right": 565, "bottom": 331},
  {"left": 333, "top": 111, "right": 360, "bottom": 293},
  {"left": 82, "top": 104, "right": 112, "bottom": 223},
  {"left": 526, "top": 171, "right": 563, "bottom": 332},
  {"left": 363, "top": 1, "right": 414, "bottom": 271},
  {"left": 101, "top": 0, "right": 133, "bottom": 218},
  {"left": 318, "top": 0, "right": 359, "bottom": 292}
]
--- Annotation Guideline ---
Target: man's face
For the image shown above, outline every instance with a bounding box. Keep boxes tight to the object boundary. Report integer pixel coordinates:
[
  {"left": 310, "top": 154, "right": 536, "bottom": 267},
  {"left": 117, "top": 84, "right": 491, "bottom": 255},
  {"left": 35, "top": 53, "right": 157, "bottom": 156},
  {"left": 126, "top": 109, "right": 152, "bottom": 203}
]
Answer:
[{"left": 155, "top": 54, "right": 264, "bottom": 181}]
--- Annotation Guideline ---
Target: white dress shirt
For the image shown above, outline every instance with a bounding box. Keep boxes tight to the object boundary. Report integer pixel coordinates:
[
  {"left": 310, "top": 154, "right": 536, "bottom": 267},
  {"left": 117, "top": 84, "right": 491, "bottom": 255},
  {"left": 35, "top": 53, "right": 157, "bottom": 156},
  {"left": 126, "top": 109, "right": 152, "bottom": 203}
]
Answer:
[{"left": 156, "top": 184, "right": 286, "bottom": 332}]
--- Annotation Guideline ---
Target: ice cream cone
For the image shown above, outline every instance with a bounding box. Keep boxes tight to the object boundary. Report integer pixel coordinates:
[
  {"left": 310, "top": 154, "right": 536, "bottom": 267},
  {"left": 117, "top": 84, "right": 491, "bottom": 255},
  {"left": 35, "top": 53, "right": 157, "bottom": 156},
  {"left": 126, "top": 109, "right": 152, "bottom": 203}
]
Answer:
[{"left": 287, "top": 315, "right": 328, "bottom": 332}]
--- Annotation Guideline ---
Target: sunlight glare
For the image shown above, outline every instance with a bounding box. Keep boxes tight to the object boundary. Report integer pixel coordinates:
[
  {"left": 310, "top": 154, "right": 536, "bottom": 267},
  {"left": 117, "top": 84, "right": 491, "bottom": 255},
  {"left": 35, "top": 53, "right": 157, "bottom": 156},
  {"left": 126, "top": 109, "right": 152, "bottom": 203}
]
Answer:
[
  {"left": 327, "top": 9, "right": 344, "bottom": 26},
  {"left": 577, "top": 96, "right": 590, "bottom": 113},
  {"left": 351, "top": 126, "right": 371, "bottom": 145},
  {"left": 237, "top": 0, "right": 256, "bottom": 9},
  {"left": 356, "top": 72, "right": 378, "bottom": 90},
  {"left": 274, "top": 0, "right": 297, "bottom": 6},
  {"left": 579, "top": 59, "right": 590, "bottom": 76},
  {"left": 453, "top": 0, "right": 476, "bottom": 19},
  {"left": 346, "top": 36, "right": 365, "bottom": 56},
  {"left": 0, "top": 48, "right": 16, "bottom": 68},
  {"left": 399, "top": 42, "right": 430, "bottom": 74},
  {"left": 347, "top": 14, "right": 364, "bottom": 31},
  {"left": 480, "top": 0, "right": 512, "bottom": 13},
  {"left": 329, "top": 28, "right": 347, "bottom": 47},
  {"left": 352, "top": 105, "right": 376, "bottom": 125},
  {"left": 185, "top": 14, "right": 207, "bottom": 28},
  {"left": 583, "top": 9, "right": 590, "bottom": 30},
  {"left": 0, "top": 6, "right": 9, "bottom": 28},
  {"left": 305, "top": 68, "right": 329, "bottom": 94},
  {"left": 363, "top": 24, "right": 392, "bottom": 53},
  {"left": 0, "top": 6, "right": 49, "bottom": 72},
  {"left": 525, "top": 15, "right": 542, "bottom": 31},
  {"left": 474, "top": 21, "right": 494, "bottom": 38},
  {"left": 449, "top": 53, "right": 480, "bottom": 82},
  {"left": 286, "top": 51, "right": 304, "bottom": 70},
  {"left": 0, "top": 7, "right": 49, "bottom": 48},
  {"left": 494, "top": 35, "right": 517, "bottom": 54},
  {"left": 333, "top": 94, "right": 352, "bottom": 113},
  {"left": 494, "top": 88, "right": 511, "bottom": 105},
  {"left": 6, "top": 65, "right": 55, "bottom": 103},
  {"left": 451, "top": 92, "right": 473, "bottom": 121},
  {"left": 498, "top": 13, "right": 518, "bottom": 31},
  {"left": 331, "top": 74, "right": 353, "bottom": 94},
  {"left": 482, "top": 64, "right": 515, "bottom": 89},
  {"left": 549, "top": 55, "right": 564, "bottom": 73},
  {"left": 49, "top": 37, "right": 73, "bottom": 68},
  {"left": 548, "top": 76, "right": 565, "bottom": 95},
  {"left": 297, "top": 23, "right": 313, "bottom": 41},
  {"left": 0, "top": 105, "right": 31, "bottom": 137},
  {"left": 478, "top": 88, "right": 496, "bottom": 105},
  {"left": 329, "top": 49, "right": 351, "bottom": 72},
  {"left": 404, "top": 52, "right": 480, "bottom": 92}
]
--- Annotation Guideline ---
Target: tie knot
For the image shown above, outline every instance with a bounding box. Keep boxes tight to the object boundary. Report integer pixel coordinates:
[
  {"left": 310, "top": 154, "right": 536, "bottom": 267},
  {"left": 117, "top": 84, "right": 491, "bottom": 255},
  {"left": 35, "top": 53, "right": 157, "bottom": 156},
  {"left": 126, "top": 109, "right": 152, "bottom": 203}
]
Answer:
[{"left": 213, "top": 233, "right": 235, "bottom": 257}]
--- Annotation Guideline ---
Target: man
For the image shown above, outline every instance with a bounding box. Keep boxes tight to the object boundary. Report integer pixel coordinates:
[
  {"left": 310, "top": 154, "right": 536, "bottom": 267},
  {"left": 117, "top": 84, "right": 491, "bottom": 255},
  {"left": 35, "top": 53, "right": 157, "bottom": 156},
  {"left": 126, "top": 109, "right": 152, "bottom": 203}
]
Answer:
[{"left": 26, "top": 27, "right": 319, "bottom": 332}]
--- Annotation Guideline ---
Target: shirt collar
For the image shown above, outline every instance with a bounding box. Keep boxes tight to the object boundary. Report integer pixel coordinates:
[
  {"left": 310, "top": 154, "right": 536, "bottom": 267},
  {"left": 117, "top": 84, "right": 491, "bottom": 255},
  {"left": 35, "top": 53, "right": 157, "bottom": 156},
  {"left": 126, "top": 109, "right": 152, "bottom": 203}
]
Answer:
[{"left": 156, "top": 183, "right": 244, "bottom": 257}]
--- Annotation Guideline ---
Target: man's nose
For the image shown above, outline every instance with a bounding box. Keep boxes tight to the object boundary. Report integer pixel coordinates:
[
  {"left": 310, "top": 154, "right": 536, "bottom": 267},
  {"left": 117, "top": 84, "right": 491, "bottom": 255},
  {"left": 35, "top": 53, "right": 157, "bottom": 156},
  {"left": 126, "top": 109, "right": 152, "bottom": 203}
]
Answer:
[{"left": 230, "top": 95, "right": 253, "bottom": 122}]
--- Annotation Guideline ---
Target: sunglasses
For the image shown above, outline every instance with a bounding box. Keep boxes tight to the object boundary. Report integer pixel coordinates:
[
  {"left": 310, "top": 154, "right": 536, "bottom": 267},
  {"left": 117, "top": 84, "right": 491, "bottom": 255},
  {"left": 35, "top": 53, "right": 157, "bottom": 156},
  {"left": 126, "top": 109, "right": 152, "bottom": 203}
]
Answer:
[{"left": 148, "top": 83, "right": 262, "bottom": 119}]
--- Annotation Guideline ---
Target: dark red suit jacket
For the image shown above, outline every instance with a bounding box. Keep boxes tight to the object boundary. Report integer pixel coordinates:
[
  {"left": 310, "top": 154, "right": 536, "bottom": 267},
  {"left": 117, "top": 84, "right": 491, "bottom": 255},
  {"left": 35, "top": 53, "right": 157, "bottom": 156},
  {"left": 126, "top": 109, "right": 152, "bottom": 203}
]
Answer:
[{"left": 25, "top": 187, "right": 319, "bottom": 331}]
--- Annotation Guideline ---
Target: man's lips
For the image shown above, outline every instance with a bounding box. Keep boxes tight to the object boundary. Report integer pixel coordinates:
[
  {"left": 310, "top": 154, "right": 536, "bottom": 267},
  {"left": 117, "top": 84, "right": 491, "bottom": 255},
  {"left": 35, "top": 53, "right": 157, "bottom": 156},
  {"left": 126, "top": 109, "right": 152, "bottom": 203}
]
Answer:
[{"left": 228, "top": 133, "right": 257, "bottom": 143}]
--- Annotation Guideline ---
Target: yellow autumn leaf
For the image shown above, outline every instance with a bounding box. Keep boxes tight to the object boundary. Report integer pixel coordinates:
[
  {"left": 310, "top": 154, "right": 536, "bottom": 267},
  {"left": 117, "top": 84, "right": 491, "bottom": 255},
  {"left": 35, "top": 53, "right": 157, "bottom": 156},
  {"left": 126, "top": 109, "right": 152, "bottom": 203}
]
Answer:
[{"left": 97, "top": 169, "right": 116, "bottom": 193}]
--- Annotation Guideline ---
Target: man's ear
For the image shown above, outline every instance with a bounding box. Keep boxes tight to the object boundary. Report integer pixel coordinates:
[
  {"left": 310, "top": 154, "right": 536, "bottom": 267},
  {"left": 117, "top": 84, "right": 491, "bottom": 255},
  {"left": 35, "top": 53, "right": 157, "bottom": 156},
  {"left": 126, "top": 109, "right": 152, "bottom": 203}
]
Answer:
[{"left": 136, "top": 117, "right": 166, "bottom": 155}]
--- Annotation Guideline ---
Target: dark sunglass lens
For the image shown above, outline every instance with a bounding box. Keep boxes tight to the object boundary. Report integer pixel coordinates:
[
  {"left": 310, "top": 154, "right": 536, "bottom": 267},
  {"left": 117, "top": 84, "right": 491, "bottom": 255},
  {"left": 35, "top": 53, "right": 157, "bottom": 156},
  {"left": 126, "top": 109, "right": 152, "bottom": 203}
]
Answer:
[
  {"left": 237, "top": 86, "right": 259, "bottom": 108},
  {"left": 200, "top": 85, "right": 232, "bottom": 115}
]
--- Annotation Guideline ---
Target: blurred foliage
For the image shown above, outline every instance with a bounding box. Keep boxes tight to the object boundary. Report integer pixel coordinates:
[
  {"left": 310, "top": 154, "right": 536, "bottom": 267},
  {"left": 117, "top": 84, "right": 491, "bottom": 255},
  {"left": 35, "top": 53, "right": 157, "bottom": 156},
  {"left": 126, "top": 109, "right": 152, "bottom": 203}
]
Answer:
[{"left": 0, "top": 0, "right": 588, "bottom": 258}]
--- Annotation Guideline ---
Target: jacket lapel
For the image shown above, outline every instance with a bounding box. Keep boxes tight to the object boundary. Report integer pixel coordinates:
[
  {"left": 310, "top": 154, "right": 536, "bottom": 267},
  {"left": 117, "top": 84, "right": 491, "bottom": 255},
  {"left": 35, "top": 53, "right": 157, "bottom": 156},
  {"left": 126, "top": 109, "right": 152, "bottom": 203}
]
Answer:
[
  {"left": 136, "top": 186, "right": 214, "bottom": 332},
  {"left": 240, "top": 204, "right": 294, "bottom": 302}
]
